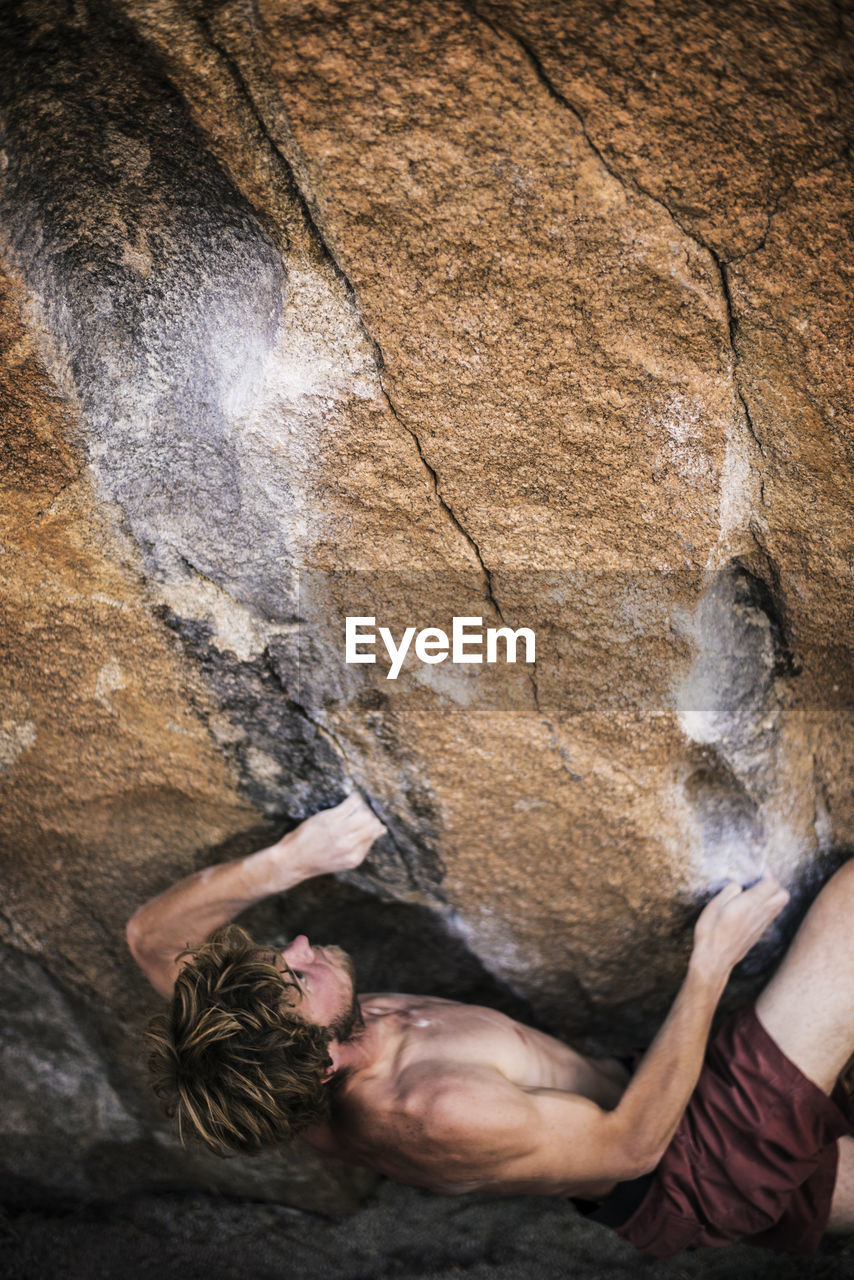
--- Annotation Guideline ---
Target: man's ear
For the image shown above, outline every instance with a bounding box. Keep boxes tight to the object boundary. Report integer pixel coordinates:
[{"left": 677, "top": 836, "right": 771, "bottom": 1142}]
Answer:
[{"left": 323, "top": 1040, "right": 342, "bottom": 1082}]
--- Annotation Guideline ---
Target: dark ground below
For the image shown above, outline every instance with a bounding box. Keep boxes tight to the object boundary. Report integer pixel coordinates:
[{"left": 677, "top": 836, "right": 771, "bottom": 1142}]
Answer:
[{"left": 3, "top": 1180, "right": 854, "bottom": 1280}]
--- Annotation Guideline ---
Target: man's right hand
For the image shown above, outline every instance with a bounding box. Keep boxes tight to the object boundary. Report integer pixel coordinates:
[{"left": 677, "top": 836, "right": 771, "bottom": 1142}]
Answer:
[
  {"left": 127, "top": 792, "right": 386, "bottom": 999},
  {"left": 284, "top": 792, "right": 387, "bottom": 879},
  {"left": 690, "top": 876, "right": 790, "bottom": 985}
]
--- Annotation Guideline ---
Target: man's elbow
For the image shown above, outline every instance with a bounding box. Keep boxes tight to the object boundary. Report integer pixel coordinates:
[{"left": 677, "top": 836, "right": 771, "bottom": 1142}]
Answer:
[
  {"left": 624, "top": 1148, "right": 664, "bottom": 1179},
  {"left": 605, "top": 1122, "right": 665, "bottom": 1181},
  {"left": 600, "top": 1152, "right": 660, "bottom": 1184},
  {"left": 125, "top": 912, "right": 175, "bottom": 997},
  {"left": 125, "top": 910, "right": 149, "bottom": 968}
]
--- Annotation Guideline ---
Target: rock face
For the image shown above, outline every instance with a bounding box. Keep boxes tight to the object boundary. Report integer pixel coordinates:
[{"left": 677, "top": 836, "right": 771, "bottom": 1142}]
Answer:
[{"left": 0, "top": 0, "right": 851, "bottom": 1232}]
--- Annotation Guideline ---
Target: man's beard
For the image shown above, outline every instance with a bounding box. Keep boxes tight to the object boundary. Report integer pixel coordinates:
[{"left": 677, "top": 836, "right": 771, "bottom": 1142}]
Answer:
[
  {"left": 323, "top": 946, "right": 364, "bottom": 1043},
  {"left": 327, "top": 988, "right": 364, "bottom": 1043}
]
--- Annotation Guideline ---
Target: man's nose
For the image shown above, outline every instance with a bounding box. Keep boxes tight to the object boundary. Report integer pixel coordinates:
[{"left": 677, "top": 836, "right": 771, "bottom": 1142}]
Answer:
[{"left": 282, "top": 935, "right": 314, "bottom": 964}]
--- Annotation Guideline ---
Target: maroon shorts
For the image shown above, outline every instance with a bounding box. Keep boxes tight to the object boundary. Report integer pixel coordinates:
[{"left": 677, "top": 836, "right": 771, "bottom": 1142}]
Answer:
[{"left": 615, "top": 1006, "right": 852, "bottom": 1258}]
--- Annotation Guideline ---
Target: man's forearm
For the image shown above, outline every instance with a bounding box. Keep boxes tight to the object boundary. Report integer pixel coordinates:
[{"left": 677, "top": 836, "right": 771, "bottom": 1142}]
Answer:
[
  {"left": 125, "top": 827, "right": 315, "bottom": 997},
  {"left": 125, "top": 793, "right": 387, "bottom": 998},
  {"left": 605, "top": 876, "right": 789, "bottom": 1176},
  {"left": 607, "top": 960, "right": 726, "bottom": 1174}
]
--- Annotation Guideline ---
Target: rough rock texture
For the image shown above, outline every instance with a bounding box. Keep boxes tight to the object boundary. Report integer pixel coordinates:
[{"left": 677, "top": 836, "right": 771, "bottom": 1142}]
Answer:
[
  {"left": 5, "top": 1182, "right": 854, "bottom": 1280},
  {"left": 0, "top": 0, "right": 852, "bottom": 1267},
  {"left": 0, "top": 265, "right": 372, "bottom": 1213}
]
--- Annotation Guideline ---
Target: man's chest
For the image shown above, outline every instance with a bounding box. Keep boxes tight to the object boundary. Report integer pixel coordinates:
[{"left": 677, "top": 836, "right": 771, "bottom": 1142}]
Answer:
[{"left": 359, "top": 993, "right": 621, "bottom": 1099}]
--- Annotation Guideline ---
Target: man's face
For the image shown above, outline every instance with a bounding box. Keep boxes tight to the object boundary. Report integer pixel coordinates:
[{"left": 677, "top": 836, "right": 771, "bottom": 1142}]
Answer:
[{"left": 275, "top": 935, "right": 361, "bottom": 1040}]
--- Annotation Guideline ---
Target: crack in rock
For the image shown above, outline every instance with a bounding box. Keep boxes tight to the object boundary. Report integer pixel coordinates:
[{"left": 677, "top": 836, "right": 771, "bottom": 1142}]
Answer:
[
  {"left": 708, "top": 247, "right": 765, "bottom": 460},
  {"left": 261, "top": 647, "right": 448, "bottom": 901},
  {"left": 728, "top": 143, "right": 853, "bottom": 264},
  {"left": 466, "top": 2, "right": 767, "bottom": 482},
  {"left": 193, "top": 13, "right": 545, "bottom": 718},
  {"left": 195, "top": 14, "right": 484, "bottom": 576}
]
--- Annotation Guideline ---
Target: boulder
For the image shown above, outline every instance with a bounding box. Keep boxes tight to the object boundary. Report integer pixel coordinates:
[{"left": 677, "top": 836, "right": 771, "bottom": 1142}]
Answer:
[{"left": 0, "top": 0, "right": 851, "bottom": 1225}]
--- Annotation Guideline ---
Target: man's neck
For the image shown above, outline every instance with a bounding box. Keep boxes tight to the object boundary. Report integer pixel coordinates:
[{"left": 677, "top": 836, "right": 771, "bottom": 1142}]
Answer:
[{"left": 329, "top": 1001, "right": 390, "bottom": 1079}]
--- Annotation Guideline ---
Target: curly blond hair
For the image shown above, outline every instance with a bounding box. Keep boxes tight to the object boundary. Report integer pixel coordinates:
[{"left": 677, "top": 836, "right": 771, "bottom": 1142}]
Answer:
[{"left": 145, "top": 923, "right": 334, "bottom": 1155}]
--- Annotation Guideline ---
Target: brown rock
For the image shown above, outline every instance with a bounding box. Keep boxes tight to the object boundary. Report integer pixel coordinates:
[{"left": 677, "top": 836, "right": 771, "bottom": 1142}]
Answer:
[
  {"left": 0, "top": 0, "right": 851, "bottom": 1224},
  {"left": 0, "top": 268, "right": 370, "bottom": 1211},
  {"left": 472, "top": 0, "right": 851, "bottom": 259}
]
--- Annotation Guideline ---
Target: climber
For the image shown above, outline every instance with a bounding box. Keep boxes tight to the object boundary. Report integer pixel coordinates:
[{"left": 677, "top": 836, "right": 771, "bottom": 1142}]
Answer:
[{"left": 127, "top": 793, "right": 854, "bottom": 1259}]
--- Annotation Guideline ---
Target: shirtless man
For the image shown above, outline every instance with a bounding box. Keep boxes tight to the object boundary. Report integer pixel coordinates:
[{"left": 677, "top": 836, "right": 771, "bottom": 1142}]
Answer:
[{"left": 127, "top": 794, "right": 854, "bottom": 1259}]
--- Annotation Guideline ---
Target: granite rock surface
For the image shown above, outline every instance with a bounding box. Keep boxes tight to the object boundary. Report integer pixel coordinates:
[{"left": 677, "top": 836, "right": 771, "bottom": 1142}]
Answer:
[{"left": 0, "top": 0, "right": 851, "bottom": 1247}]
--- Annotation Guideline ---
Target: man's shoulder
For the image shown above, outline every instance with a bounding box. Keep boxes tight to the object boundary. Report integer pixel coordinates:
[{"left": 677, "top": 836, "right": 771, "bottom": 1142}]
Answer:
[
  {"left": 344, "top": 1059, "right": 535, "bottom": 1149},
  {"left": 309, "top": 1061, "right": 625, "bottom": 1195},
  {"left": 308, "top": 1062, "right": 532, "bottom": 1189}
]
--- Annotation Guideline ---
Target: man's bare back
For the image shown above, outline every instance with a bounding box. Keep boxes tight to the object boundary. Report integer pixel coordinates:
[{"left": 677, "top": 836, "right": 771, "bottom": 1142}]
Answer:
[
  {"left": 129, "top": 792, "right": 854, "bottom": 1254},
  {"left": 304, "top": 992, "right": 630, "bottom": 1196}
]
